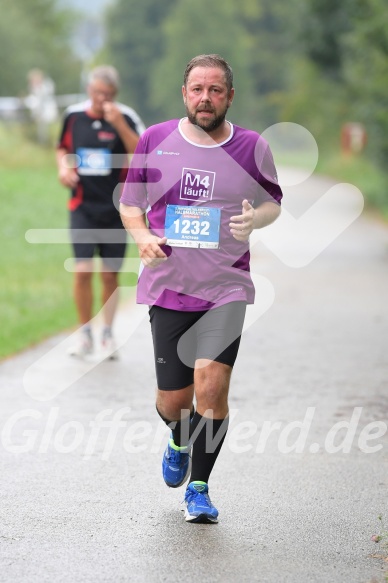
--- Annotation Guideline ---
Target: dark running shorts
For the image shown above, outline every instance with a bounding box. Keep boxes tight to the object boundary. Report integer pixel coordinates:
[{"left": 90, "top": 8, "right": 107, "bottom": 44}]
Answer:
[
  {"left": 70, "top": 207, "right": 127, "bottom": 271},
  {"left": 149, "top": 301, "right": 247, "bottom": 391}
]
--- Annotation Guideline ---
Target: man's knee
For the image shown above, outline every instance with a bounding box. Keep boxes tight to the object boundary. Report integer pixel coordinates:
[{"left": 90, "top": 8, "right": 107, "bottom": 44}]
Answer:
[
  {"left": 156, "top": 386, "right": 193, "bottom": 421},
  {"left": 194, "top": 361, "right": 231, "bottom": 413},
  {"left": 101, "top": 269, "right": 118, "bottom": 285},
  {"left": 75, "top": 263, "right": 93, "bottom": 284}
]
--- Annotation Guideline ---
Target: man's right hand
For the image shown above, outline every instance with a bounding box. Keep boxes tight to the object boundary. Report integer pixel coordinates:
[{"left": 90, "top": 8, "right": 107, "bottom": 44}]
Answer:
[
  {"left": 138, "top": 236, "right": 168, "bottom": 268},
  {"left": 58, "top": 165, "right": 79, "bottom": 189},
  {"left": 119, "top": 203, "right": 167, "bottom": 267}
]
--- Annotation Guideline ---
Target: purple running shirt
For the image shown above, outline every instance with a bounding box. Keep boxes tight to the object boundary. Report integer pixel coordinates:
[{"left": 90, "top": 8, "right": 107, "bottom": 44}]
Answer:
[{"left": 120, "top": 118, "right": 282, "bottom": 311}]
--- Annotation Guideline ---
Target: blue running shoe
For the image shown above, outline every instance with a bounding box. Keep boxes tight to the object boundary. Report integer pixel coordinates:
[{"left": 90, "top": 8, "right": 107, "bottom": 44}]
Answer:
[
  {"left": 183, "top": 482, "right": 219, "bottom": 523},
  {"left": 162, "top": 436, "right": 191, "bottom": 488}
]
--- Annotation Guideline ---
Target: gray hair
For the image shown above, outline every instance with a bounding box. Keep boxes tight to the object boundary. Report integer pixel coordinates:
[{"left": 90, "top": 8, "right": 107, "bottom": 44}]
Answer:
[
  {"left": 183, "top": 54, "right": 234, "bottom": 93},
  {"left": 88, "top": 65, "right": 120, "bottom": 91}
]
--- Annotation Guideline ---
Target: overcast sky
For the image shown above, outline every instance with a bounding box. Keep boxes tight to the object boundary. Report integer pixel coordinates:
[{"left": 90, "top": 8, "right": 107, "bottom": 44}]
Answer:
[{"left": 57, "top": 0, "right": 113, "bottom": 14}]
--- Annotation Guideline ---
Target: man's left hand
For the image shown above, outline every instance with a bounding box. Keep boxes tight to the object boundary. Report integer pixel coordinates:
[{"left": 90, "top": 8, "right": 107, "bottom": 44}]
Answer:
[{"left": 229, "top": 199, "right": 254, "bottom": 242}]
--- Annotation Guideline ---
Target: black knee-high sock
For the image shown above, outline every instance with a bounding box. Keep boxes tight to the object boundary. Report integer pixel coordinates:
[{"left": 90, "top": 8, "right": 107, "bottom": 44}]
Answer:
[
  {"left": 189, "top": 412, "right": 229, "bottom": 484},
  {"left": 156, "top": 405, "right": 195, "bottom": 448}
]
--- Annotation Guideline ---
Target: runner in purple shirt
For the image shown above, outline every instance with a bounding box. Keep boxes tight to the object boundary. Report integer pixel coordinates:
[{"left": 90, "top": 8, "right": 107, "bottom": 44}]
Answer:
[{"left": 120, "top": 54, "right": 282, "bottom": 523}]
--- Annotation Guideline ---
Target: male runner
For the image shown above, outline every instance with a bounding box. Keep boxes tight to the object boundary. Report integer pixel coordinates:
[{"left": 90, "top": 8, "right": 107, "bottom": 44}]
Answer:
[
  {"left": 120, "top": 54, "right": 282, "bottom": 522},
  {"left": 57, "top": 65, "right": 145, "bottom": 358}
]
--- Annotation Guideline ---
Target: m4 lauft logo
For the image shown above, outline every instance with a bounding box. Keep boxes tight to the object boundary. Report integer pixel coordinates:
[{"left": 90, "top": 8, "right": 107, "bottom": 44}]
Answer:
[{"left": 180, "top": 168, "right": 215, "bottom": 202}]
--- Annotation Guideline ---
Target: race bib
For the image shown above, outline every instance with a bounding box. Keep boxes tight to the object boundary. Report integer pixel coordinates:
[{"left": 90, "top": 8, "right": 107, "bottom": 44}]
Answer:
[
  {"left": 165, "top": 205, "right": 220, "bottom": 249},
  {"left": 76, "top": 148, "right": 111, "bottom": 176}
]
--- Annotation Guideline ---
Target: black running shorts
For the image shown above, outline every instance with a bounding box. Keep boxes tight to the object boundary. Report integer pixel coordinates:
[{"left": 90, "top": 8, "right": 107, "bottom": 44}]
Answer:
[
  {"left": 149, "top": 301, "right": 247, "bottom": 391},
  {"left": 70, "top": 207, "right": 127, "bottom": 271}
]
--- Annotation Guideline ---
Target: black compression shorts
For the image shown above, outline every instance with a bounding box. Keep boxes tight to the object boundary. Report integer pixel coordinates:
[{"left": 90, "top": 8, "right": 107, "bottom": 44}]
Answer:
[
  {"left": 149, "top": 301, "right": 247, "bottom": 391},
  {"left": 70, "top": 207, "right": 127, "bottom": 271}
]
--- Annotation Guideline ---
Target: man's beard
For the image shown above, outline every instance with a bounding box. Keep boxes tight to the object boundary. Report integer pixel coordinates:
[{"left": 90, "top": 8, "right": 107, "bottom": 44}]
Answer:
[{"left": 186, "top": 105, "right": 228, "bottom": 133}]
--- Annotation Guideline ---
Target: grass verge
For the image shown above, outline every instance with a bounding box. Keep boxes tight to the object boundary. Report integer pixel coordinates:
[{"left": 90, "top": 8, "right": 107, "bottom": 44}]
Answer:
[
  {"left": 370, "top": 515, "right": 388, "bottom": 582},
  {"left": 274, "top": 139, "right": 388, "bottom": 220},
  {"left": 315, "top": 149, "right": 388, "bottom": 220},
  {"left": 0, "top": 122, "right": 138, "bottom": 361}
]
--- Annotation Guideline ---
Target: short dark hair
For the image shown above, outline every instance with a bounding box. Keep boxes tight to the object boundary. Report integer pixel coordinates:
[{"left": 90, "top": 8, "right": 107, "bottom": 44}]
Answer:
[{"left": 183, "top": 54, "right": 233, "bottom": 93}]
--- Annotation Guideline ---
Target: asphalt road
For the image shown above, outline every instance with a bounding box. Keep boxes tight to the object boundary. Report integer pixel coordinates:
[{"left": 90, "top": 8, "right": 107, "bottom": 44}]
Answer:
[{"left": 1, "top": 168, "right": 387, "bottom": 583}]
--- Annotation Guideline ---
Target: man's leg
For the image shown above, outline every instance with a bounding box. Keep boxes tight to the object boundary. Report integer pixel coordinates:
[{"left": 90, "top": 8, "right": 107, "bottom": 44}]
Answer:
[
  {"left": 156, "top": 385, "right": 195, "bottom": 447},
  {"left": 150, "top": 305, "right": 198, "bottom": 449},
  {"left": 68, "top": 259, "right": 95, "bottom": 357},
  {"left": 100, "top": 268, "right": 119, "bottom": 329},
  {"left": 189, "top": 360, "right": 231, "bottom": 484},
  {"left": 99, "top": 227, "right": 126, "bottom": 356},
  {"left": 181, "top": 303, "right": 245, "bottom": 523},
  {"left": 156, "top": 385, "right": 195, "bottom": 488},
  {"left": 68, "top": 208, "right": 96, "bottom": 357},
  {"left": 73, "top": 260, "right": 94, "bottom": 325},
  {"left": 150, "top": 304, "right": 242, "bottom": 520},
  {"left": 180, "top": 360, "right": 232, "bottom": 523},
  {"left": 180, "top": 302, "right": 246, "bottom": 484}
]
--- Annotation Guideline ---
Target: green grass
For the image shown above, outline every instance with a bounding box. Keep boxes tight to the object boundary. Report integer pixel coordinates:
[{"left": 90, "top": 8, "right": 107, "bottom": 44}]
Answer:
[
  {"left": 370, "top": 515, "right": 388, "bottom": 581},
  {"left": 0, "top": 123, "right": 139, "bottom": 360},
  {"left": 275, "top": 140, "right": 388, "bottom": 220},
  {"left": 315, "top": 149, "right": 388, "bottom": 219}
]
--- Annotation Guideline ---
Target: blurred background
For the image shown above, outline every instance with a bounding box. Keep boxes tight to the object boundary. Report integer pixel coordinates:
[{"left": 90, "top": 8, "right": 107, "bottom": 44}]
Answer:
[{"left": 1, "top": 0, "right": 387, "bottom": 359}]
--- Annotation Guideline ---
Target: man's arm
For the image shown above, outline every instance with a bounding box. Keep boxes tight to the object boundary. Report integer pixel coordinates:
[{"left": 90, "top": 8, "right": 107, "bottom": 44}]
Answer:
[
  {"left": 102, "top": 103, "right": 140, "bottom": 153},
  {"left": 119, "top": 203, "right": 167, "bottom": 267},
  {"left": 252, "top": 200, "right": 281, "bottom": 229},
  {"left": 229, "top": 199, "right": 281, "bottom": 242},
  {"left": 56, "top": 147, "right": 79, "bottom": 189}
]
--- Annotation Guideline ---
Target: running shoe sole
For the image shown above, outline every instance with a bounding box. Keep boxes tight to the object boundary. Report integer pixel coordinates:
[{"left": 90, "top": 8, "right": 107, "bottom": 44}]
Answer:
[{"left": 184, "top": 509, "right": 218, "bottom": 523}]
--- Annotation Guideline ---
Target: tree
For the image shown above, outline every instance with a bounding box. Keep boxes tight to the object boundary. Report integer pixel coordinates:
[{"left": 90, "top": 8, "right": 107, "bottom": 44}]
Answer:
[
  {"left": 298, "top": 0, "right": 353, "bottom": 81},
  {"left": 292, "top": 0, "right": 388, "bottom": 167},
  {"left": 237, "top": 0, "right": 299, "bottom": 127},
  {"left": 103, "top": 0, "right": 298, "bottom": 130},
  {"left": 342, "top": 0, "right": 388, "bottom": 165},
  {"left": 148, "top": 0, "right": 257, "bottom": 128},
  {"left": 103, "top": 0, "right": 178, "bottom": 125},
  {"left": 0, "top": 0, "right": 82, "bottom": 97}
]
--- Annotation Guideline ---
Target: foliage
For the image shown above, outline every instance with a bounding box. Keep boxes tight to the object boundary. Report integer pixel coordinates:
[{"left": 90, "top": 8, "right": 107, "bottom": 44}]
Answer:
[
  {"left": 292, "top": 0, "right": 388, "bottom": 170},
  {"left": 148, "top": 0, "right": 257, "bottom": 128},
  {"left": 103, "top": 0, "right": 295, "bottom": 130},
  {"left": 2, "top": 0, "right": 388, "bottom": 176},
  {"left": 103, "top": 0, "right": 177, "bottom": 126},
  {"left": 298, "top": 0, "right": 353, "bottom": 80},
  {"left": 0, "top": 0, "right": 82, "bottom": 96},
  {"left": 316, "top": 147, "right": 388, "bottom": 217},
  {"left": 102, "top": 0, "right": 388, "bottom": 202},
  {"left": 278, "top": 58, "right": 350, "bottom": 149},
  {"left": 342, "top": 0, "right": 388, "bottom": 166},
  {"left": 238, "top": 0, "right": 298, "bottom": 128}
]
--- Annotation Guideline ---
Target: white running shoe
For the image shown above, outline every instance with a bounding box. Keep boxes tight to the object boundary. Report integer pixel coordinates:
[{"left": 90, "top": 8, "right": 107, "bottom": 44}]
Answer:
[
  {"left": 67, "top": 331, "right": 94, "bottom": 358},
  {"left": 101, "top": 335, "right": 119, "bottom": 360}
]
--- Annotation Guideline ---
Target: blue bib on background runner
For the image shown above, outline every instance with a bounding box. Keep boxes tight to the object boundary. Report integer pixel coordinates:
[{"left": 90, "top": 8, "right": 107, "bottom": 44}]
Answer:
[{"left": 76, "top": 148, "right": 111, "bottom": 176}]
